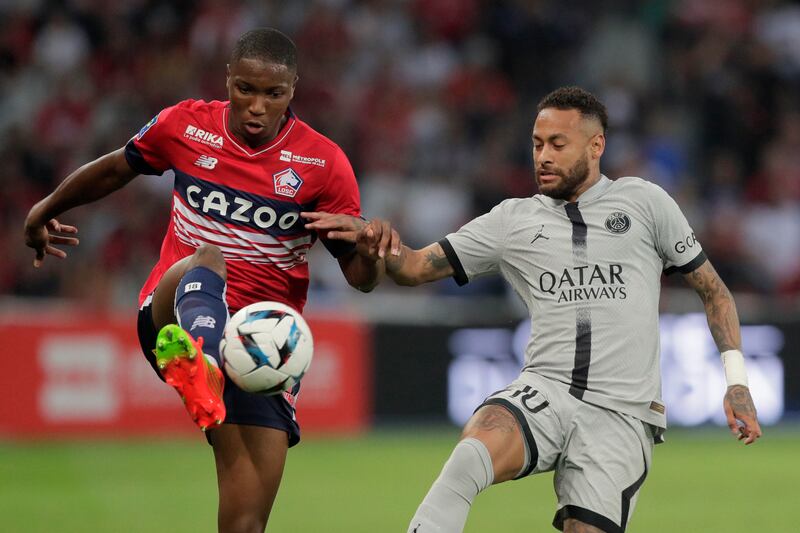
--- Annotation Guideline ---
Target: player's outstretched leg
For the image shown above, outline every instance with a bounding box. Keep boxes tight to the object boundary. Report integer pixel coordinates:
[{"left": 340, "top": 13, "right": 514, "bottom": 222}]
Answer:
[
  {"left": 407, "top": 405, "right": 526, "bottom": 533},
  {"left": 408, "top": 437, "right": 494, "bottom": 533},
  {"left": 155, "top": 324, "right": 225, "bottom": 431}
]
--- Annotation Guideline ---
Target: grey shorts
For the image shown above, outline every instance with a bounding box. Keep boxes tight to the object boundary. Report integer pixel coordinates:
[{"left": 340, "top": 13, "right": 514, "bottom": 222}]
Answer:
[{"left": 479, "top": 373, "right": 655, "bottom": 533}]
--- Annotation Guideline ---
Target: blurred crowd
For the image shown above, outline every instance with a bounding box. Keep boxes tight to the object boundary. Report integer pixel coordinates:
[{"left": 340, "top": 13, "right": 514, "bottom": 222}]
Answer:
[{"left": 2, "top": 0, "right": 799, "bottom": 308}]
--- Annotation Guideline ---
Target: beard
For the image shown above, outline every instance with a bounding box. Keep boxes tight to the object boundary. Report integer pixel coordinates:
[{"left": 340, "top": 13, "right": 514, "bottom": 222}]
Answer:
[{"left": 536, "top": 154, "right": 590, "bottom": 201}]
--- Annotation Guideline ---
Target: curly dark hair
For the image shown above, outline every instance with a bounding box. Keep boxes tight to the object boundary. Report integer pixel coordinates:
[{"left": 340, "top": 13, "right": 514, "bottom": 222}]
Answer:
[
  {"left": 537, "top": 86, "right": 608, "bottom": 133},
  {"left": 230, "top": 28, "right": 297, "bottom": 71}
]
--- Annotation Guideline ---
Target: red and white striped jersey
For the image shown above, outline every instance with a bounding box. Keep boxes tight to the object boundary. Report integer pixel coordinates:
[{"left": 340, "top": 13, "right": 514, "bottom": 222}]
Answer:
[{"left": 125, "top": 99, "right": 360, "bottom": 313}]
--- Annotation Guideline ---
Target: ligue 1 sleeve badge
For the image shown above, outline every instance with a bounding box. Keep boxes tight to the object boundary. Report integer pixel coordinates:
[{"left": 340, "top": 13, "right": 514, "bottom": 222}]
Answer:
[
  {"left": 273, "top": 169, "right": 304, "bottom": 198},
  {"left": 605, "top": 211, "right": 631, "bottom": 234},
  {"left": 135, "top": 114, "right": 159, "bottom": 140}
]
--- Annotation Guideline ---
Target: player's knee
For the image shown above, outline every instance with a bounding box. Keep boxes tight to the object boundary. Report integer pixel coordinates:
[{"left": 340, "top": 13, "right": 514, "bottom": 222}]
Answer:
[
  {"left": 460, "top": 405, "right": 525, "bottom": 483},
  {"left": 188, "top": 244, "right": 227, "bottom": 279},
  {"left": 218, "top": 507, "right": 268, "bottom": 533}
]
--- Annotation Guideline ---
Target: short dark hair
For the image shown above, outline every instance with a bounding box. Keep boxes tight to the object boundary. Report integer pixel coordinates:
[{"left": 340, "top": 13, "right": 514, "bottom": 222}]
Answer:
[
  {"left": 230, "top": 28, "right": 297, "bottom": 71},
  {"left": 537, "top": 86, "right": 608, "bottom": 132}
]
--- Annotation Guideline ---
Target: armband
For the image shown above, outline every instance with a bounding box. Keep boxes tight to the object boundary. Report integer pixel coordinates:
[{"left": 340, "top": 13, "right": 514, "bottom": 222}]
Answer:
[{"left": 720, "top": 349, "right": 748, "bottom": 387}]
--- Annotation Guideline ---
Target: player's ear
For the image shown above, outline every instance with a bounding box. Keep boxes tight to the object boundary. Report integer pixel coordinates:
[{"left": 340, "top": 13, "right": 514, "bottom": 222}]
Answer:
[{"left": 591, "top": 133, "right": 605, "bottom": 160}]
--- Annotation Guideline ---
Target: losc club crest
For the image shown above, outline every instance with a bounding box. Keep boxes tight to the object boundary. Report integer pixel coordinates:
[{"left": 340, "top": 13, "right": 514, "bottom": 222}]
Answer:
[
  {"left": 605, "top": 211, "right": 631, "bottom": 234},
  {"left": 273, "top": 169, "right": 304, "bottom": 198}
]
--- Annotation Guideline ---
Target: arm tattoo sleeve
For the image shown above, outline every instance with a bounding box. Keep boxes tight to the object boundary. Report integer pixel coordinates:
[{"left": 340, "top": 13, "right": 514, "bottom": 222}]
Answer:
[
  {"left": 425, "top": 248, "right": 451, "bottom": 272},
  {"left": 686, "top": 264, "right": 741, "bottom": 352}
]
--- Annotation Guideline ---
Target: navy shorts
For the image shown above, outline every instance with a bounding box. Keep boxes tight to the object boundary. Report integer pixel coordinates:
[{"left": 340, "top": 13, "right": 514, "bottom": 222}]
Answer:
[{"left": 137, "top": 301, "right": 301, "bottom": 447}]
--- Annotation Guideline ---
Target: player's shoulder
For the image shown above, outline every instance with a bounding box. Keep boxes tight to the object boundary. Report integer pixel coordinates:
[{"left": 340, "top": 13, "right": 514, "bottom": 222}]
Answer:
[
  {"left": 608, "top": 176, "right": 674, "bottom": 203},
  {"left": 489, "top": 196, "right": 541, "bottom": 218},
  {"left": 160, "top": 98, "right": 224, "bottom": 121},
  {"left": 289, "top": 114, "right": 348, "bottom": 162}
]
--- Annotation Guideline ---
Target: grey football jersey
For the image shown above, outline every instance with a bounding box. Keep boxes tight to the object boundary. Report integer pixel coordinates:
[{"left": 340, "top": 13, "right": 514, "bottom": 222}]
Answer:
[{"left": 441, "top": 176, "right": 705, "bottom": 427}]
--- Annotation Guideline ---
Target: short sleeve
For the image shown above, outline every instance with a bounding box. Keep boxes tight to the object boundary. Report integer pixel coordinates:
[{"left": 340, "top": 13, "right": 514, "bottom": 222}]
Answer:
[
  {"left": 440, "top": 202, "right": 507, "bottom": 286},
  {"left": 124, "top": 105, "right": 179, "bottom": 176},
  {"left": 650, "top": 185, "right": 706, "bottom": 275},
  {"left": 315, "top": 148, "right": 362, "bottom": 258}
]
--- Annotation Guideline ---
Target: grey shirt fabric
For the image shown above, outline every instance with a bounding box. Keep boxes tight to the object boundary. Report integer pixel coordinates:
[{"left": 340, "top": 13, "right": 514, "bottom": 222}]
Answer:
[{"left": 441, "top": 176, "right": 706, "bottom": 428}]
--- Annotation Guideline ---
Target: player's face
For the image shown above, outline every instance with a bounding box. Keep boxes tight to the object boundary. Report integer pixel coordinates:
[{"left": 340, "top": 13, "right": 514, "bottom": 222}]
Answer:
[
  {"left": 532, "top": 108, "right": 604, "bottom": 202},
  {"left": 226, "top": 57, "right": 298, "bottom": 148}
]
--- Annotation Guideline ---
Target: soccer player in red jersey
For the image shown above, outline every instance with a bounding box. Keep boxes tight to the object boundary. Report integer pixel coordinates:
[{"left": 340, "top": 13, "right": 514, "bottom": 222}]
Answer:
[{"left": 23, "top": 28, "right": 379, "bottom": 532}]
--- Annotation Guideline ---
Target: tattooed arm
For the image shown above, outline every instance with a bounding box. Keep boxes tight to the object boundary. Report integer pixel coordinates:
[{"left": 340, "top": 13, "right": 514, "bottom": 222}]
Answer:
[
  {"left": 384, "top": 242, "right": 455, "bottom": 286},
  {"left": 303, "top": 213, "right": 454, "bottom": 286},
  {"left": 682, "top": 260, "right": 762, "bottom": 444}
]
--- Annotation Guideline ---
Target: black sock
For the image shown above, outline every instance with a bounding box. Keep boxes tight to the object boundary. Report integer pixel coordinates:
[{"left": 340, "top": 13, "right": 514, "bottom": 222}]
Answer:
[{"left": 174, "top": 266, "right": 228, "bottom": 364}]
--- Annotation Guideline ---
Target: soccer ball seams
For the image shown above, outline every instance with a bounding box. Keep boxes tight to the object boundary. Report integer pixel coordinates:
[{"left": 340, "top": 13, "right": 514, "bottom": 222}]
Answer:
[
  {"left": 222, "top": 301, "right": 313, "bottom": 395},
  {"left": 239, "top": 332, "right": 275, "bottom": 368}
]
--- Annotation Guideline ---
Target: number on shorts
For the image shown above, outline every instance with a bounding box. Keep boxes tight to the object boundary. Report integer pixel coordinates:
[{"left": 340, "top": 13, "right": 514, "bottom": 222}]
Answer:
[{"left": 509, "top": 385, "right": 549, "bottom": 414}]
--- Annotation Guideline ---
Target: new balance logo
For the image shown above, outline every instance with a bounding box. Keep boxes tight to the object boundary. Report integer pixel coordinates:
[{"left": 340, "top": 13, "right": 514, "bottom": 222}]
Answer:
[
  {"left": 194, "top": 155, "right": 218, "bottom": 169},
  {"left": 184, "top": 282, "right": 202, "bottom": 292},
  {"left": 279, "top": 149, "right": 326, "bottom": 167},
  {"left": 190, "top": 315, "right": 216, "bottom": 331},
  {"left": 184, "top": 124, "right": 224, "bottom": 148}
]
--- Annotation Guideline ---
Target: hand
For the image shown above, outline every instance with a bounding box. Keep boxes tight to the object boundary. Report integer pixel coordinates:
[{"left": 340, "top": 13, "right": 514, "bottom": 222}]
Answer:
[
  {"left": 723, "top": 385, "right": 762, "bottom": 445},
  {"left": 302, "top": 211, "right": 366, "bottom": 240},
  {"left": 23, "top": 217, "right": 79, "bottom": 268},
  {"left": 303, "top": 212, "right": 401, "bottom": 260}
]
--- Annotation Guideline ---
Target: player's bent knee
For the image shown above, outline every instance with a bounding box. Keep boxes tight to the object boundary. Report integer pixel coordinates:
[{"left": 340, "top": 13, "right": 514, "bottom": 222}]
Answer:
[
  {"left": 188, "top": 244, "right": 227, "bottom": 279},
  {"left": 461, "top": 405, "right": 526, "bottom": 484},
  {"left": 218, "top": 510, "right": 268, "bottom": 533}
]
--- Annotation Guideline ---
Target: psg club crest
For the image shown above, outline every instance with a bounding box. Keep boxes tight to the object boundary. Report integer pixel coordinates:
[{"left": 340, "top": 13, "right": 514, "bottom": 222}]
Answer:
[
  {"left": 273, "top": 169, "right": 304, "bottom": 198},
  {"left": 605, "top": 211, "right": 631, "bottom": 234}
]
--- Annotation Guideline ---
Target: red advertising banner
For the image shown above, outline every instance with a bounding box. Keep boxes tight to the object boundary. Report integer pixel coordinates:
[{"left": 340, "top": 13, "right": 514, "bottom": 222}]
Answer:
[{"left": 0, "top": 311, "right": 371, "bottom": 438}]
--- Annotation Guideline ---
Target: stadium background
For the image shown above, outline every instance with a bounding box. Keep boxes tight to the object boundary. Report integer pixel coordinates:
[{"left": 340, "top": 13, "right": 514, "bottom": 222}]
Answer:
[{"left": 1, "top": 1, "right": 799, "bottom": 531}]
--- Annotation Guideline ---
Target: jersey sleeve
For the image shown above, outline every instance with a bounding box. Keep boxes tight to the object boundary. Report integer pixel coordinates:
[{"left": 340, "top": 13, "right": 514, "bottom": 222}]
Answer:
[
  {"left": 124, "top": 105, "right": 179, "bottom": 176},
  {"left": 649, "top": 184, "right": 706, "bottom": 275},
  {"left": 315, "top": 147, "right": 362, "bottom": 258},
  {"left": 439, "top": 201, "right": 507, "bottom": 286}
]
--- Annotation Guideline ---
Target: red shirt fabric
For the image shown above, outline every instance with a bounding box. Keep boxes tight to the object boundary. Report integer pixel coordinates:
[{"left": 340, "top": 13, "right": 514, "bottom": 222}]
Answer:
[{"left": 125, "top": 99, "right": 360, "bottom": 313}]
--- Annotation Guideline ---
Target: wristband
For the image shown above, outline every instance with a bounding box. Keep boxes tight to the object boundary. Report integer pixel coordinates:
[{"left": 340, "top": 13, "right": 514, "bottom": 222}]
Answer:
[{"left": 720, "top": 349, "right": 748, "bottom": 387}]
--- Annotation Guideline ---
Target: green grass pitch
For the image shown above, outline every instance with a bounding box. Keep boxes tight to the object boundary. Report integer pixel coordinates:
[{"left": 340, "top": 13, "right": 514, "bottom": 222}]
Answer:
[{"left": 1, "top": 427, "right": 798, "bottom": 532}]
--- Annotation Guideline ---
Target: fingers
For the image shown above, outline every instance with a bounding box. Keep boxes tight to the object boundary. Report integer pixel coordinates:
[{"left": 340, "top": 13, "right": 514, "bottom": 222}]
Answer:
[
  {"left": 45, "top": 245, "right": 68, "bottom": 259},
  {"left": 300, "top": 211, "right": 329, "bottom": 221},
  {"left": 376, "top": 220, "right": 392, "bottom": 258},
  {"left": 303, "top": 212, "right": 364, "bottom": 232},
  {"left": 45, "top": 219, "right": 78, "bottom": 234},
  {"left": 390, "top": 228, "right": 401, "bottom": 256},
  {"left": 33, "top": 247, "right": 45, "bottom": 268},
  {"left": 738, "top": 417, "right": 763, "bottom": 445},
  {"left": 724, "top": 403, "right": 739, "bottom": 437},
  {"left": 326, "top": 230, "right": 358, "bottom": 242},
  {"left": 49, "top": 235, "right": 80, "bottom": 247}
]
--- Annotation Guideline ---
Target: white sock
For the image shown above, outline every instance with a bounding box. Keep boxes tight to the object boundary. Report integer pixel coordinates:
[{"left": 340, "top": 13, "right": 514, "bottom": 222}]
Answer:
[{"left": 407, "top": 437, "right": 494, "bottom": 533}]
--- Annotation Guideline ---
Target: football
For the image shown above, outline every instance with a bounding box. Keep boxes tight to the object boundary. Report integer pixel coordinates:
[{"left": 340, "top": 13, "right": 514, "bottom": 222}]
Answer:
[{"left": 220, "top": 301, "right": 313, "bottom": 395}]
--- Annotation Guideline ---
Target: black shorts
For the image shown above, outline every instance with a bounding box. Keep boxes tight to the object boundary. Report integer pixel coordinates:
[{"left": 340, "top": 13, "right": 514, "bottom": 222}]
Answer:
[{"left": 137, "top": 301, "right": 301, "bottom": 447}]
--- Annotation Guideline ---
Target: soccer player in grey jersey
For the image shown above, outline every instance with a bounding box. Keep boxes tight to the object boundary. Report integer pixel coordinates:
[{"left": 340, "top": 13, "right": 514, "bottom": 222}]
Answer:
[{"left": 305, "top": 86, "right": 761, "bottom": 533}]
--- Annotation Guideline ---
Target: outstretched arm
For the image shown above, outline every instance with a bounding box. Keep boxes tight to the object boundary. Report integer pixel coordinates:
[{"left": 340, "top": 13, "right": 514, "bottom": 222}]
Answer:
[
  {"left": 304, "top": 213, "right": 454, "bottom": 287},
  {"left": 683, "top": 260, "right": 762, "bottom": 444},
  {"left": 24, "top": 147, "right": 139, "bottom": 267},
  {"left": 384, "top": 241, "right": 454, "bottom": 286}
]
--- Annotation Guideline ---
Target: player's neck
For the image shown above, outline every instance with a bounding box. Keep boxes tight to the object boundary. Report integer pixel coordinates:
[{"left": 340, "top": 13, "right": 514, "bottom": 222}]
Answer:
[{"left": 567, "top": 170, "right": 602, "bottom": 203}]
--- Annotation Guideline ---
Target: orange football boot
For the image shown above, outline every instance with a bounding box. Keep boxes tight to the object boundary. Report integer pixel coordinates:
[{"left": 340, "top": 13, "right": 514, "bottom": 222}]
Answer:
[{"left": 154, "top": 324, "right": 225, "bottom": 431}]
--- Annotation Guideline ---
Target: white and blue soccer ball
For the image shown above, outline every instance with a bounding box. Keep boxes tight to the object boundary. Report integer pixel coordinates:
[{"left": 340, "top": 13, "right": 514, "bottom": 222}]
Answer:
[{"left": 220, "top": 301, "right": 313, "bottom": 395}]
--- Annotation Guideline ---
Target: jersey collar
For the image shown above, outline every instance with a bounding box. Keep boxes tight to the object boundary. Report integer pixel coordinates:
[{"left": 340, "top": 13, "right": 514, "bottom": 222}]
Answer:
[
  {"left": 538, "top": 174, "right": 612, "bottom": 207},
  {"left": 222, "top": 107, "right": 296, "bottom": 157}
]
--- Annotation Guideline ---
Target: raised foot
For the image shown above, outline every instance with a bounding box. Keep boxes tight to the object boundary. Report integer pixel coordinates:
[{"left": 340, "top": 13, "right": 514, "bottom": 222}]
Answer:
[{"left": 154, "top": 324, "right": 226, "bottom": 430}]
